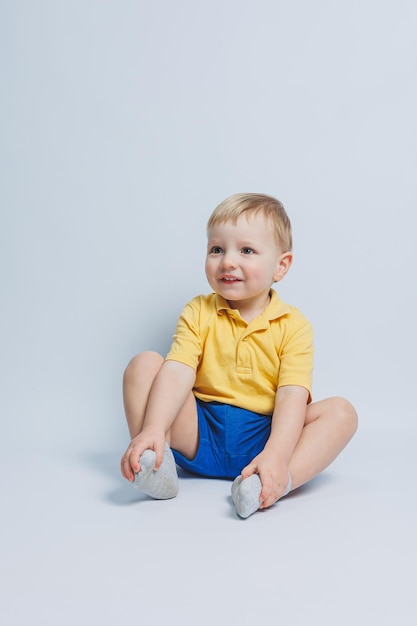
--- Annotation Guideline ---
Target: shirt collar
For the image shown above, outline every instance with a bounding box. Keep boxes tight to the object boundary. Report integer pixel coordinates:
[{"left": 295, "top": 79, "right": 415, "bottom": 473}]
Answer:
[{"left": 215, "top": 289, "right": 290, "bottom": 322}]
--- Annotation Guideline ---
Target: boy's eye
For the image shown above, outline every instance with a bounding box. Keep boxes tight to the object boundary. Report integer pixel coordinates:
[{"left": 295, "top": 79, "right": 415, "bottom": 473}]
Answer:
[
  {"left": 242, "top": 247, "right": 254, "bottom": 255},
  {"left": 210, "top": 246, "right": 223, "bottom": 254}
]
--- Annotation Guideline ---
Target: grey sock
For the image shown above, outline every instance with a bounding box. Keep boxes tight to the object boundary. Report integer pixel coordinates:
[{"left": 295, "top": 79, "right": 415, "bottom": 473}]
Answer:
[
  {"left": 133, "top": 443, "right": 179, "bottom": 500},
  {"left": 231, "top": 474, "right": 262, "bottom": 519},
  {"left": 231, "top": 472, "right": 292, "bottom": 519}
]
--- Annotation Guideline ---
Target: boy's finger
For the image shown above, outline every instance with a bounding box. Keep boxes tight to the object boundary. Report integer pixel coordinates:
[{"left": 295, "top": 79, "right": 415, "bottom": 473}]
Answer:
[
  {"left": 130, "top": 450, "right": 141, "bottom": 473},
  {"left": 120, "top": 455, "right": 134, "bottom": 481},
  {"left": 260, "top": 488, "right": 276, "bottom": 509},
  {"left": 259, "top": 474, "right": 275, "bottom": 506},
  {"left": 153, "top": 443, "right": 166, "bottom": 470},
  {"left": 241, "top": 462, "right": 257, "bottom": 479},
  {"left": 259, "top": 487, "right": 269, "bottom": 508}
]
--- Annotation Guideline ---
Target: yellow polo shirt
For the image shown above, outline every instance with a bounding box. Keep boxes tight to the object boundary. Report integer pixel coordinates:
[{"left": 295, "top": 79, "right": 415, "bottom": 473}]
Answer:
[{"left": 166, "top": 289, "right": 313, "bottom": 415}]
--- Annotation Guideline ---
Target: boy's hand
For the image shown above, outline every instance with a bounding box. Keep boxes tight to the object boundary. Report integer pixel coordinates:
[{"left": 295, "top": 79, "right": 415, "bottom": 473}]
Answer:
[
  {"left": 241, "top": 452, "right": 290, "bottom": 510},
  {"left": 120, "top": 425, "right": 166, "bottom": 482}
]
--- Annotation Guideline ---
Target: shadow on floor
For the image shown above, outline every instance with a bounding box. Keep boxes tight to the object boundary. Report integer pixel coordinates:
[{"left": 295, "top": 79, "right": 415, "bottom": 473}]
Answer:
[
  {"left": 80, "top": 448, "right": 337, "bottom": 508},
  {"left": 79, "top": 449, "right": 154, "bottom": 506}
]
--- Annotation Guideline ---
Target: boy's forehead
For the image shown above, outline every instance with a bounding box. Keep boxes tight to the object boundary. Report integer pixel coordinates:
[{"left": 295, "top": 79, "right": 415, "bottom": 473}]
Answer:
[{"left": 207, "top": 212, "right": 271, "bottom": 236}]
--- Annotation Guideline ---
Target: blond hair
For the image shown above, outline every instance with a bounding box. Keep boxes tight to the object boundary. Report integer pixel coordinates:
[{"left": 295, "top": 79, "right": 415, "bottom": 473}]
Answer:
[{"left": 207, "top": 193, "right": 292, "bottom": 252}]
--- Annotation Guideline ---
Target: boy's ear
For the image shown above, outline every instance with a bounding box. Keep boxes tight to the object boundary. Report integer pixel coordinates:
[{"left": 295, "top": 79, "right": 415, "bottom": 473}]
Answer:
[{"left": 273, "top": 252, "right": 293, "bottom": 282}]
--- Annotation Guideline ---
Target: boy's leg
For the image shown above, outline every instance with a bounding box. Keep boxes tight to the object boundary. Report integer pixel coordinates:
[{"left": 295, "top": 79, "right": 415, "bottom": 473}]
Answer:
[
  {"left": 288, "top": 396, "right": 358, "bottom": 490},
  {"left": 122, "top": 351, "right": 165, "bottom": 439},
  {"left": 232, "top": 396, "right": 357, "bottom": 518},
  {"left": 123, "top": 351, "right": 199, "bottom": 454},
  {"left": 122, "top": 351, "right": 199, "bottom": 498}
]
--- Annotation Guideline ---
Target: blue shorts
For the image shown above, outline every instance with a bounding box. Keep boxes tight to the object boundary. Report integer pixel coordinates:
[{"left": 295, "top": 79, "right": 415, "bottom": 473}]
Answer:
[{"left": 172, "top": 399, "right": 272, "bottom": 480}]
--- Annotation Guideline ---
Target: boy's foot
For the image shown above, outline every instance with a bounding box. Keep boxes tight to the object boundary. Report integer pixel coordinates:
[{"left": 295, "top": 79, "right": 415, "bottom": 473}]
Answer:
[
  {"left": 133, "top": 443, "right": 179, "bottom": 499},
  {"left": 231, "top": 474, "right": 262, "bottom": 519},
  {"left": 231, "top": 472, "right": 292, "bottom": 519}
]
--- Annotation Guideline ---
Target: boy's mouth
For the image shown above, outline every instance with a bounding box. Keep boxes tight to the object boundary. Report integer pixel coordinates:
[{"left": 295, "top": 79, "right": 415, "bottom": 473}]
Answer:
[{"left": 220, "top": 276, "right": 241, "bottom": 282}]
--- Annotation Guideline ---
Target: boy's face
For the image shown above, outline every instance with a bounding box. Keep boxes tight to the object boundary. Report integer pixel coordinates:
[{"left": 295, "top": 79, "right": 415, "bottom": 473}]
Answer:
[{"left": 205, "top": 212, "right": 292, "bottom": 312}]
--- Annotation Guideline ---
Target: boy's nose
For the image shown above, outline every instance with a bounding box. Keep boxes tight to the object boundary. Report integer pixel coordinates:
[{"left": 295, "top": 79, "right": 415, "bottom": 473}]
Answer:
[{"left": 220, "top": 252, "right": 238, "bottom": 269}]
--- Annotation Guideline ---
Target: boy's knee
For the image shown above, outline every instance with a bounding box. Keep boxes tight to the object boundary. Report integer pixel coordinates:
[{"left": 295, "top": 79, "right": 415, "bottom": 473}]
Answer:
[
  {"left": 124, "top": 351, "right": 164, "bottom": 381},
  {"left": 332, "top": 397, "right": 358, "bottom": 436}
]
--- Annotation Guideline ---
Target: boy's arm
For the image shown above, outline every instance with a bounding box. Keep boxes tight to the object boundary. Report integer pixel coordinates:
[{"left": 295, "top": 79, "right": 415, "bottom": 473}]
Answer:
[
  {"left": 241, "top": 384, "right": 309, "bottom": 509},
  {"left": 123, "top": 360, "right": 196, "bottom": 481}
]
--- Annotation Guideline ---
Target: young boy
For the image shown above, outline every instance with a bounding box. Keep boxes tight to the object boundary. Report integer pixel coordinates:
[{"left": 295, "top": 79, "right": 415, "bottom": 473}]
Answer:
[{"left": 121, "top": 193, "right": 358, "bottom": 518}]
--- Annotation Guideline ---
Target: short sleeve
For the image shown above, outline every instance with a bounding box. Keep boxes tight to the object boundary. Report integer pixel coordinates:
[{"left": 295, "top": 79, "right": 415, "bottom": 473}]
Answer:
[
  {"left": 165, "top": 298, "right": 203, "bottom": 371},
  {"left": 276, "top": 309, "right": 314, "bottom": 401}
]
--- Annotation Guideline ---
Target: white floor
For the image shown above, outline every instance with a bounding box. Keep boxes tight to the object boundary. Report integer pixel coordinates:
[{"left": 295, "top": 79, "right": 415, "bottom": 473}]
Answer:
[{"left": 2, "top": 420, "right": 416, "bottom": 626}]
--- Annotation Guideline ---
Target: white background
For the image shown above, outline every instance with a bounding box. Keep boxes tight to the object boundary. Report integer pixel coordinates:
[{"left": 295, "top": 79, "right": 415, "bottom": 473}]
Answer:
[{"left": 1, "top": 2, "right": 416, "bottom": 625}]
